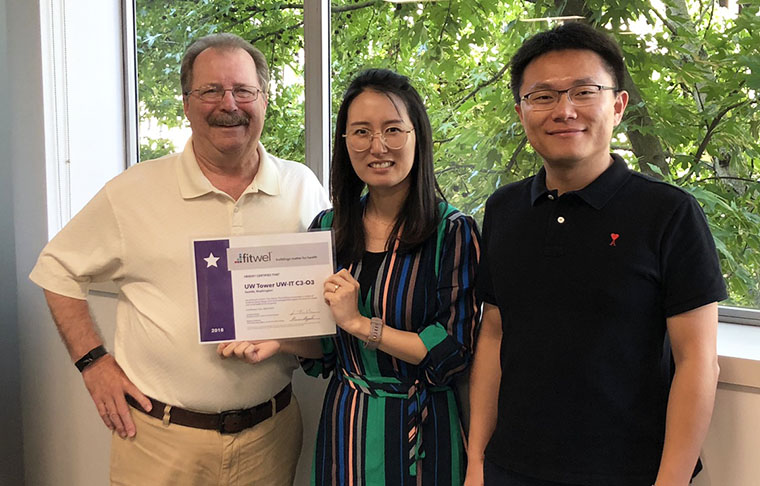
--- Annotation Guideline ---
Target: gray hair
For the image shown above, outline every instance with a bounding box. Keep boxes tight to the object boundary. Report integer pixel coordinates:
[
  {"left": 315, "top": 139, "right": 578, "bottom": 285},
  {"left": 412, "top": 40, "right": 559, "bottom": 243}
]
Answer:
[{"left": 180, "top": 33, "right": 269, "bottom": 94}]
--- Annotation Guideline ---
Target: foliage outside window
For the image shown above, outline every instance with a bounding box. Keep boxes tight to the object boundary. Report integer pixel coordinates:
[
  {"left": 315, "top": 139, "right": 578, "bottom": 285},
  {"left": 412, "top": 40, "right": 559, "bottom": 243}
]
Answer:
[{"left": 136, "top": 0, "right": 760, "bottom": 308}]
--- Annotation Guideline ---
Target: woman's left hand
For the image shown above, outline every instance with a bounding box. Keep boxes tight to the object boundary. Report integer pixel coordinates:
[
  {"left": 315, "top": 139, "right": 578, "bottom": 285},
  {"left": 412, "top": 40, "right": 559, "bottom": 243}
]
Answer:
[{"left": 323, "top": 269, "right": 364, "bottom": 334}]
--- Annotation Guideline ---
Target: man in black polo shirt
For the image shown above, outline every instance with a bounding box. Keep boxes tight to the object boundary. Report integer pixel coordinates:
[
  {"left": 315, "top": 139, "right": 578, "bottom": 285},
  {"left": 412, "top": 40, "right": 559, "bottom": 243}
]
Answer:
[{"left": 466, "top": 22, "right": 727, "bottom": 486}]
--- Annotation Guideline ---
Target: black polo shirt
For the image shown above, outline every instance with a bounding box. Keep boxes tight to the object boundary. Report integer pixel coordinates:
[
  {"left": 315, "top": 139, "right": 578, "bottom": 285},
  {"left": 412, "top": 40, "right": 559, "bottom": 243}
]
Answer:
[{"left": 477, "top": 154, "right": 727, "bottom": 486}]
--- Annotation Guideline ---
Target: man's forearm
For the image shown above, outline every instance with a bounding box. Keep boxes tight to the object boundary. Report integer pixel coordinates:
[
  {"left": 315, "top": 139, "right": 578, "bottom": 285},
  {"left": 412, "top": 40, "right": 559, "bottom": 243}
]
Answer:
[
  {"left": 467, "top": 336, "right": 501, "bottom": 461},
  {"left": 43, "top": 289, "right": 103, "bottom": 361},
  {"left": 467, "top": 304, "right": 503, "bottom": 465},
  {"left": 655, "top": 358, "right": 719, "bottom": 486}
]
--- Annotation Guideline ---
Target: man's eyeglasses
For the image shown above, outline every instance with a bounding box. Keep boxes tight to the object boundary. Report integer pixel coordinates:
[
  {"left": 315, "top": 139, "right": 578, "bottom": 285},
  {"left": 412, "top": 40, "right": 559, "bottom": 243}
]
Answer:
[
  {"left": 184, "top": 85, "right": 264, "bottom": 103},
  {"left": 520, "top": 84, "right": 620, "bottom": 110},
  {"left": 342, "top": 125, "right": 414, "bottom": 152}
]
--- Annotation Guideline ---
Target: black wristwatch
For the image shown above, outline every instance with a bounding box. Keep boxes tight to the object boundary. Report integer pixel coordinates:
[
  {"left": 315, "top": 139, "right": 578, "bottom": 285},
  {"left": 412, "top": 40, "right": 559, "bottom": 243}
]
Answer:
[{"left": 74, "top": 345, "right": 108, "bottom": 372}]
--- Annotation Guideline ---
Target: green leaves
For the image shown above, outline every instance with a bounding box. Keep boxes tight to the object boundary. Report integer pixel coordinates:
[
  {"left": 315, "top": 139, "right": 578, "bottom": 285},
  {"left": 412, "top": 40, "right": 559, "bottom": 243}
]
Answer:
[{"left": 136, "top": 0, "right": 760, "bottom": 306}]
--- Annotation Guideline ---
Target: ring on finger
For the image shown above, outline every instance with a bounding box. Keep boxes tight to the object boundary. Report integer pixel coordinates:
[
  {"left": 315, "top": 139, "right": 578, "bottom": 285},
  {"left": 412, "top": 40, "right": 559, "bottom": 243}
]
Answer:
[{"left": 333, "top": 284, "right": 340, "bottom": 292}]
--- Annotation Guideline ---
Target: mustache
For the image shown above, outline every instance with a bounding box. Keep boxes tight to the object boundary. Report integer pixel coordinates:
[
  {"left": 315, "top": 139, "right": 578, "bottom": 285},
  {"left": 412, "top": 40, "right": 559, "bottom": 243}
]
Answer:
[{"left": 207, "top": 112, "right": 250, "bottom": 127}]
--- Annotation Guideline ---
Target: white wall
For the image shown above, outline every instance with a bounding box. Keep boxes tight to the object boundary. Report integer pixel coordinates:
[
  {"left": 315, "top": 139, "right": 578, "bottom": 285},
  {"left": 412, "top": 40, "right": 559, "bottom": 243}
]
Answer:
[
  {"left": 694, "top": 383, "right": 760, "bottom": 485},
  {"left": 6, "top": 0, "right": 74, "bottom": 483},
  {"left": 0, "top": 0, "right": 25, "bottom": 483}
]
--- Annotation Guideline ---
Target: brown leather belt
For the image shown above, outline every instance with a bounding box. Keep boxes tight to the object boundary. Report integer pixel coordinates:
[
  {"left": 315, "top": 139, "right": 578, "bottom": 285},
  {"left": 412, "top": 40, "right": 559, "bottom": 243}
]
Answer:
[{"left": 126, "top": 383, "right": 291, "bottom": 434}]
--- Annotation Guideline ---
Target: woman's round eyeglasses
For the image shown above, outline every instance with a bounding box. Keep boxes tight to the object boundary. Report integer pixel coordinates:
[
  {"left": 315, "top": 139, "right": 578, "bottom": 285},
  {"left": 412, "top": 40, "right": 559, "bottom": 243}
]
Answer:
[{"left": 343, "top": 125, "right": 414, "bottom": 152}]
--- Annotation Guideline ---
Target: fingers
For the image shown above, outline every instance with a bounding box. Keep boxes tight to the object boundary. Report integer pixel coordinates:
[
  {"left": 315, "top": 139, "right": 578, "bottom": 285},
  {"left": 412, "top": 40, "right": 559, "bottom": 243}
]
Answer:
[
  {"left": 217, "top": 341, "right": 281, "bottom": 364},
  {"left": 106, "top": 397, "right": 127, "bottom": 437},
  {"left": 82, "top": 355, "right": 144, "bottom": 438},
  {"left": 231, "top": 341, "right": 255, "bottom": 360},
  {"left": 96, "top": 394, "right": 130, "bottom": 438},
  {"left": 323, "top": 270, "right": 360, "bottom": 298},
  {"left": 114, "top": 395, "right": 136, "bottom": 438},
  {"left": 333, "top": 269, "right": 359, "bottom": 289},
  {"left": 125, "top": 381, "right": 152, "bottom": 413},
  {"left": 247, "top": 341, "right": 281, "bottom": 362},
  {"left": 218, "top": 341, "right": 239, "bottom": 358},
  {"left": 336, "top": 268, "right": 357, "bottom": 284},
  {"left": 95, "top": 400, "right": 115, "bottom": 432},
  {"left": 323, "top": 281, "right": 338, "bottom": 297},
  {"left": 218, "top": 341, "right": 253, "bottom": 359},
  {"left": 243, "top": 346, "right": 258, "bottom": 363}
]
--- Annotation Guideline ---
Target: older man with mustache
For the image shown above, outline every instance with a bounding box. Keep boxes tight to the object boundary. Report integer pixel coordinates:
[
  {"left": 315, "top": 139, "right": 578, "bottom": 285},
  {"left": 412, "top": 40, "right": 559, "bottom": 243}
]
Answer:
[{"left": 30, "top": 33, "right": 329, "bottom": 486}]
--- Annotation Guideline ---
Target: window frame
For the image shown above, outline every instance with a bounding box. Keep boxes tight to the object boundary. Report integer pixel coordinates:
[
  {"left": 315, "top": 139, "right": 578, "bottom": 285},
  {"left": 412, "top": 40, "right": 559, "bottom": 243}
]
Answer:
[
  {"left": 93, "top": 0, "right": 760, "bottom": 326},
  {"left": 123, "top": 0, "right": 139, "bottom": 168},
  {"left": 719, "top": 306, "right": 760, "bottom": 328}
]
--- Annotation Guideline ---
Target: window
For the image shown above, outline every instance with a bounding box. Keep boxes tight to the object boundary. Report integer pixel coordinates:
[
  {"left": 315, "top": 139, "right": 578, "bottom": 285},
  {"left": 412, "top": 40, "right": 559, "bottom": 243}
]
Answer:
[
  {"left": 131, "top": 0, "right": 759, "bottom": 321},
  {"left": 328, "top": 1, "right": 760, "bottom": 316},
  {"left": 40, "top": 0, "right": 133, "bottom": 237},
  {"left": 133, "top": 1, "right": 329, "bottom": 184}
]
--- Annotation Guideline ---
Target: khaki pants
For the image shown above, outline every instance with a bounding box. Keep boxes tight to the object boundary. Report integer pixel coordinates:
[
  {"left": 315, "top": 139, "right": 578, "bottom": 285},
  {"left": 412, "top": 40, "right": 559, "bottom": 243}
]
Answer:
[{"left": 110, "top": 397, "right": 302, "bottom": 486}]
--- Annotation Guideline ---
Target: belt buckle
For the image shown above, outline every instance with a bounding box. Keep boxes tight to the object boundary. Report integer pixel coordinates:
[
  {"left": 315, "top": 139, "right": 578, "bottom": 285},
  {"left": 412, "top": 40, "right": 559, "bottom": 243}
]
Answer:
[{"left": 219, "top": 410, "right": 247, "bottom": 434}]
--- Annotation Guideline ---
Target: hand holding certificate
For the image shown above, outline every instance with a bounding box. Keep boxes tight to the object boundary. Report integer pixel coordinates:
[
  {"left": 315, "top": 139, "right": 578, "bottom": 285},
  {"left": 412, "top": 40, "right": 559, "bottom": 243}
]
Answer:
[{"left": 192, "top": 231, "right": 336, "bottom": 343}]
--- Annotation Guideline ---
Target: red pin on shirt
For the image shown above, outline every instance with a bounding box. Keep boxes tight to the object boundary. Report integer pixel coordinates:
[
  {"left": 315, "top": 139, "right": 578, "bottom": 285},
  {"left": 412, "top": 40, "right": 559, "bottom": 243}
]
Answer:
[{"left": 610, "top": 233, "right": 620, "bottom": 246}]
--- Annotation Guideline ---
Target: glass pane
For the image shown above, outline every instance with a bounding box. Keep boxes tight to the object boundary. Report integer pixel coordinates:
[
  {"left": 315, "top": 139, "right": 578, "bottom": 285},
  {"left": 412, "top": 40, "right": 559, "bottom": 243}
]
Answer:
[
  {"left": 330, "top": 0, "right": 760, "bottom": 309},
  {"left": 135, "top": 1, "right": 306, "bottom": 163}
]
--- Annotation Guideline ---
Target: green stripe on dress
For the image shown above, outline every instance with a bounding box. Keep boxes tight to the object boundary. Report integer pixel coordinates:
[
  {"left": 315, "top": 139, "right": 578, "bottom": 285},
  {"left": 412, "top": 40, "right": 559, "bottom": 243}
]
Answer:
[
  {"left": 364, "top": 395, "right": 387, "bottom": 486},
  {"left": 447, "top": 390, "right": 464, "bottom": 482}
]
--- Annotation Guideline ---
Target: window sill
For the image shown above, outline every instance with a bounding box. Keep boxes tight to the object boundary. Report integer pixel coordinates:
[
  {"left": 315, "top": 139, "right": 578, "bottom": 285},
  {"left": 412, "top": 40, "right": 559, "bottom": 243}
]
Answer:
[{"left": 717, "top": 322, "right": 760, "bottom": 389}]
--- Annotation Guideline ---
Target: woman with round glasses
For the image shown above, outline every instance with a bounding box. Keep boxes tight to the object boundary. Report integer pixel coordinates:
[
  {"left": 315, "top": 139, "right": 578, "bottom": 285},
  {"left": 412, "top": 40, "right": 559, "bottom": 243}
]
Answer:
[
  {"left": 303, "top": 67, "right": 481, "bottom": 486},
  {"left": 219, "top": 68, "right": 480, "bottom": 484}
]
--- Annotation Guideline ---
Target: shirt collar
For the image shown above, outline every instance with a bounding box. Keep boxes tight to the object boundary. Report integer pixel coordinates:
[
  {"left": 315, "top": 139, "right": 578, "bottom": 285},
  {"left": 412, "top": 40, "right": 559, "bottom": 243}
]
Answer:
[
  {"left": 530, "top": 153, "right": 631, "bottom": 209},
  {"left": 177, "top": 137, "right": 281, "bottom": 199}
]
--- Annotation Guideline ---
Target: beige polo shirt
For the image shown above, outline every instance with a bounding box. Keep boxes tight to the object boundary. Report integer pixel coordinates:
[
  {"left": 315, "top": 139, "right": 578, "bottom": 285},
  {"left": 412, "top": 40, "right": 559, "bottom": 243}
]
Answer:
[{"left": 30, "top": 139, "right": 330, "bottom": 411}]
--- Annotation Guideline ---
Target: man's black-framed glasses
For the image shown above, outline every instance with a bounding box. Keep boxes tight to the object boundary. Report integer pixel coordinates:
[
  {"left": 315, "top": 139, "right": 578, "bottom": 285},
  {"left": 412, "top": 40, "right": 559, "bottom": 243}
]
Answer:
[
  {"left": 521, "top": 84, "right": 619, "bottom": 110},
  {"left": 184, "top": 85, "right": 264, "bottom": 103},
  {"left": 342, "top": 125, "right": 415, "bottom": 152}
]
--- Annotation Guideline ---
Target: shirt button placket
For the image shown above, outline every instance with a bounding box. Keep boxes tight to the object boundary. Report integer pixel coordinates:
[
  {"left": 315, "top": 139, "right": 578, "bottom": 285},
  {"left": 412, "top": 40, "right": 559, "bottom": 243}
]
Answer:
[
  {"left": 544, "top": 194, "right": 569, "bottom": 256},
  {"left": 231, "top": 205, "right": 243, "bottom": 235}
]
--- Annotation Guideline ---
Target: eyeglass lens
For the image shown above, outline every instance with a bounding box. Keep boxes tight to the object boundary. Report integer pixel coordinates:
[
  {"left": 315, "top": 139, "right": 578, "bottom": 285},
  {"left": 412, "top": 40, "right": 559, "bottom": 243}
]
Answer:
[
  {"left": 524, "top": 85, "right": 612, "bottom": 110},
  {"left": 196, "top": 86, "right": 260, "bottom": 103},
  {"left": 346, "top": 128, "right": 409, "bottom": 151}
]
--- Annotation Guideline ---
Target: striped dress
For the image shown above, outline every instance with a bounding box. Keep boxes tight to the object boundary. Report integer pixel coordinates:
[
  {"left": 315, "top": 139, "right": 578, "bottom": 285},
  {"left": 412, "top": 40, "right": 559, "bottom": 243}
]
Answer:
[{"left": 303, "top": 202, "right": 481, "bottom": 486}]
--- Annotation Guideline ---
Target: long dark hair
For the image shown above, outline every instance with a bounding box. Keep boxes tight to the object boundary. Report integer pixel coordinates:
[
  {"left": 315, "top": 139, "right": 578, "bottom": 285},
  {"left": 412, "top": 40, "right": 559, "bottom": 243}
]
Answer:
[{"left": 331, "top": 68, "right": 444, "bottom": 264}]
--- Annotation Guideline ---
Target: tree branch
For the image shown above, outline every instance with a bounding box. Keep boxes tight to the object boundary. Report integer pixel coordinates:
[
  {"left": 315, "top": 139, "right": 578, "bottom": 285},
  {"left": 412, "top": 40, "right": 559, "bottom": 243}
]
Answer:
[
  {"left": 702, "top": 0, "right": 716, "bottom": 41},
  {"left": 695, "top": 176, "right": 760, "bottom": 184},
  {"left": 435, "top": 165, "right": 505, "bottom": 176},
  {"left": 438, "top": 1, "right": 453, "bottom": 45},
  {"left": 441, "top": 62, "right": 510, "bottom": 125},
  {"left": 333, "top": 1, "right": 384, "bottom": 13},
  {"left": 250, "top": 21, "right": 305, "bottom": 44},
  {"left": 505, "top": 137, "right": 528, "bottom": 173},
  {"left": 651, "top": 7, "right": 678, "bottom": 36},
  {"left": 258, "top": 2, "right": 382, "bottom": 13},
  {"left": 692, "top": 99, "right": 751, "bottom": 167},
  {"left": 623, "top": 68, "right": 670, "bottom": 178}
]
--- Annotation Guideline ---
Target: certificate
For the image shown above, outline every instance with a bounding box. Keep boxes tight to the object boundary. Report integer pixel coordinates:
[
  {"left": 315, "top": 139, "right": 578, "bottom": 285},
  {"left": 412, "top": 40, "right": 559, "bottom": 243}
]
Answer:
[{"left": 192, "top": 231, "right": 336, "bottom": 343}]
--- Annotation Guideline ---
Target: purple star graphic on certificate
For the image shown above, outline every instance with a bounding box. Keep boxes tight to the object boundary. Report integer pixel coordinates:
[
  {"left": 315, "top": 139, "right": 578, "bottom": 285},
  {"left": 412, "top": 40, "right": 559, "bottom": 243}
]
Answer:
[{"left": 194, "top": 240, "right": 235, "bottom": 342}]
